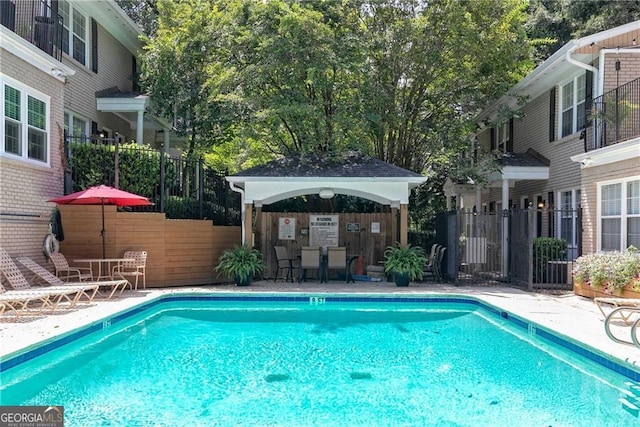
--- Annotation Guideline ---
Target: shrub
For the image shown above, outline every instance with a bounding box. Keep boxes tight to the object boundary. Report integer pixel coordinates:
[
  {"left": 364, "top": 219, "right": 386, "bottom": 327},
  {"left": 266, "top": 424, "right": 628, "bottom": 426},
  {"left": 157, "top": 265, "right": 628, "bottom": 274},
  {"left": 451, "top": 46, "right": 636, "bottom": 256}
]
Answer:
[{"left": 533, "top": 237, "right": 567, "bottom": 283}]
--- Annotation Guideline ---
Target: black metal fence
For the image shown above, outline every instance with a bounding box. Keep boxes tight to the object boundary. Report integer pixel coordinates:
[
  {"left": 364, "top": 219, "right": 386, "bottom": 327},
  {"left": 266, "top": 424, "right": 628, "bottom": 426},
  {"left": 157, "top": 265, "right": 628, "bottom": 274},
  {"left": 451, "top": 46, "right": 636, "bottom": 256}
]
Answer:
[
  {"left": 2, "top": 0, "right": 64, "bottom": 61},
  {"left": 586, "top": 76, "right": 640, "bottom": 151},
  {"left": 437, "top": 208, "right": 581, "bottom": 291},
  {"left": 64, "top": 135, "right": 241, "bottom": 225}
]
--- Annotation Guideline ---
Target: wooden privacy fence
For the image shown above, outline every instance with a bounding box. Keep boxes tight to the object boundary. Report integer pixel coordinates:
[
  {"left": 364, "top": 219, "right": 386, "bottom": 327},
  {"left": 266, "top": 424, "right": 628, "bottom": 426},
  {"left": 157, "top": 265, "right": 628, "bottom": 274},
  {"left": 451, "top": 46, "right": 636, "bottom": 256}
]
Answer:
[
  {"left": 257, "top": 212, "right": 393, "bottom": 279},
  {"left": 56, "top": 205, "right": 240, "bottom": 287}
]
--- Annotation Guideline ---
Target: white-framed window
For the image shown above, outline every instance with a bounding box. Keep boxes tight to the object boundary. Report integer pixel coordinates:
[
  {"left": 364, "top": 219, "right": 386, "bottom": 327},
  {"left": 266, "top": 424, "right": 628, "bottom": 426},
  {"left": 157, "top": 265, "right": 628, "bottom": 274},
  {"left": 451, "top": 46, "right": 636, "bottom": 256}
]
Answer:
[
  {"left": 559, "top": 73, "right": 586, "bottom": 138},
  {"left": 59, "top": 1, "right": 87, "bottom": 65},
  {"left": 598, "top": 177, "right": 640, "bottom": 251},
  {"left": 1, "top": 76, "right": 49, "bottom": 164},
  {"left": 64, "top": 111, "right": 89, "bottom": 139},
  {"left": 496, "top": 121, "right": 509, "bottom": 153},
  {"left": 557, "top": 189, "right": 581, "bottom": 259}
]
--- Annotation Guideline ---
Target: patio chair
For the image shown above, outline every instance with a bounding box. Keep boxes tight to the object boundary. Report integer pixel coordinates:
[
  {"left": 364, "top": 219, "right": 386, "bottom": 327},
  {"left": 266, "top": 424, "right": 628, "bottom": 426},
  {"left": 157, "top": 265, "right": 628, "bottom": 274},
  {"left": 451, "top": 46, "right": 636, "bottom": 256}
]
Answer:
[
  {"left": 112, "top": 251, "right": 147, "bottom": 290},
  {"left": 327, "top": 247, "right": 347, "bottom": 282},
  {"left": 49, "top": 252, "right": 93, "bottom": 282},
  {"left": 298, "top": 246, "right": 323, "bottom": 283},
  {"left": 273, "top": 246, "right": 296, "bottom": 283},
  {"left": 422, "top": 244, "right": 441, "bottom": 277},
  {"left": 17, "top": 257, "right": 129, "bottom": 301},
  {"left": 423, "top": 246, "right": 446, "bottom": 282}
]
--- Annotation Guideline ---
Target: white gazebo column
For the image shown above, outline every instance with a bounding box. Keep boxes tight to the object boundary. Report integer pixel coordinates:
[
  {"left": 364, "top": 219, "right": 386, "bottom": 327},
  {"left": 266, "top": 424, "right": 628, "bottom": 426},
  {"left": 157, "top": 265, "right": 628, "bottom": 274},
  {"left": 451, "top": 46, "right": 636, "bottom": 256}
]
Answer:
[
  {"left": 501, "top": 178, "right": 510, "bottom": 278},
  {"left": 475, "top": 187, "right": 482, "bottom": 212},
  {"left": 136, "top": 110, "right": 144, "bottom": 145},
  {"left": 446, "top": 195, "right": 452, "bottom": 211}
]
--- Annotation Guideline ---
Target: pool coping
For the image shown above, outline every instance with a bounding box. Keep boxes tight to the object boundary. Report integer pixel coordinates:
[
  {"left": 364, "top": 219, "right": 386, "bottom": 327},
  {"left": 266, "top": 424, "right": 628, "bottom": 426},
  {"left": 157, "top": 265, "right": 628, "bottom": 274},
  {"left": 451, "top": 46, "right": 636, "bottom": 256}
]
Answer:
[{"left": 2, "top": 290, "right": 640, "bottom": 382}]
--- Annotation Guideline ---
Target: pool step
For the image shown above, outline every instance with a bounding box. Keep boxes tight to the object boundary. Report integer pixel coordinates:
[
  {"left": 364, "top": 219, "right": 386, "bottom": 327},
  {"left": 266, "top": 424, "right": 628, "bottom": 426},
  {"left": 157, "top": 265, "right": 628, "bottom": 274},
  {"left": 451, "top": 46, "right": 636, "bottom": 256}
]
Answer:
[
  {"left": 621, "top": 382, "right": 640, "bottom": 416},
  {"left": 619, "top": 398, "right": 639, "bottom": 417}
]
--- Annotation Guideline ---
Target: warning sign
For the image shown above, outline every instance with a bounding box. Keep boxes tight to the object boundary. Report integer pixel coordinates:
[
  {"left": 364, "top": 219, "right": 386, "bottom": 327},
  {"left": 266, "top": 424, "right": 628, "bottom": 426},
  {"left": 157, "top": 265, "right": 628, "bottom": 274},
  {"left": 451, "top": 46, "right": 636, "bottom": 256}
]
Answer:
[{"left": 278, "top": 217, "right": 296, "bottom": 240}]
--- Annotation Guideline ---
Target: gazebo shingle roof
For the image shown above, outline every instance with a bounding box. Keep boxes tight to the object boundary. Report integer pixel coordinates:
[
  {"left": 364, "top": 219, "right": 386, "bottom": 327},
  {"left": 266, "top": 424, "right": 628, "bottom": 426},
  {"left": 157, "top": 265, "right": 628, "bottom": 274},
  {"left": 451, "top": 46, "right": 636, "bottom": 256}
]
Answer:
[{"left": 231, "top": 151, "right": 423, "bottom": 178}]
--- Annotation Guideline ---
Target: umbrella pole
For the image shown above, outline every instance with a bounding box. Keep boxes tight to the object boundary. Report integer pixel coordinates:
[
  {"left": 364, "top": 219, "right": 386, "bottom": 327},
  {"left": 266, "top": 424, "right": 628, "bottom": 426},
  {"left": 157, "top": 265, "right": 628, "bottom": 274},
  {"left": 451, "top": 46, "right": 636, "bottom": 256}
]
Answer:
[{"left": 101, "top": 199, "right": 106, "bottom": 259}]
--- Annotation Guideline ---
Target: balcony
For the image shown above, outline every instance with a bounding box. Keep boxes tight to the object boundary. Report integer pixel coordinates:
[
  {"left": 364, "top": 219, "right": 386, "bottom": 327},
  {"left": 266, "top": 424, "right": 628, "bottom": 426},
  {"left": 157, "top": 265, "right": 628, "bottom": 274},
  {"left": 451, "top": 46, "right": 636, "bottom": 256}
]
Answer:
[
  {"left": 0, "top": 0, "right": 63, "bottom": 61},
  {"left": 585, "top": 77, "right": 640, "bottom": 152}
]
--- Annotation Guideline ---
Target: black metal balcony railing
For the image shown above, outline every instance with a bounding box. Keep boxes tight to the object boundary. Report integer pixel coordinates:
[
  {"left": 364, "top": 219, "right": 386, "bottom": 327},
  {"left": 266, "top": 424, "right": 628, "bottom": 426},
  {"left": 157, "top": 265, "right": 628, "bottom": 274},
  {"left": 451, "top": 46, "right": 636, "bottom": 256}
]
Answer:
[
  {"left": 585, "top": 76, "right": 640, "bottom": 152},
  {"left": 0, "top": 0, "right": 64, "bottom": 61}
]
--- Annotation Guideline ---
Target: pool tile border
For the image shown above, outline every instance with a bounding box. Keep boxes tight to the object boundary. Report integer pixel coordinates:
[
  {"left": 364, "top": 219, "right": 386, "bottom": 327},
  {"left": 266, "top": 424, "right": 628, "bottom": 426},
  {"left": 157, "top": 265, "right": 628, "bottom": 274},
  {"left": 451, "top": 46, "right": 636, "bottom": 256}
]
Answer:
[{"left": 1, "top": 293, "right": 639, "bottom": 382}]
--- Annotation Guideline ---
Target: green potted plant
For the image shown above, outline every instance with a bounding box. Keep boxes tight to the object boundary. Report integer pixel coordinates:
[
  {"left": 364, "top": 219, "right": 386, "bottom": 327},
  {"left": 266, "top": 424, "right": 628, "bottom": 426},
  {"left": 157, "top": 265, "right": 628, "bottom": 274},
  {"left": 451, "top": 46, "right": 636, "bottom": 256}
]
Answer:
[
  {"left": 383, "top": 243, "right": 427, "bottom": 286},
  {"left": 573, "top": 246, "right": 640, "bottom": 296},
  {"left": 214, "top": 245, "right": 265, "bottom": 286}
]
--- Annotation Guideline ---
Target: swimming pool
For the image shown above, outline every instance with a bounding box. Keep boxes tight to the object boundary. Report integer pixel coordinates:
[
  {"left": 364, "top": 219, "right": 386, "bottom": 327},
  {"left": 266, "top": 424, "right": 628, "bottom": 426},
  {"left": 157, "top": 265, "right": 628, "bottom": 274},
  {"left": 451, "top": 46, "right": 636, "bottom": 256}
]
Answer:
[{"left": 1, "top": 294, "right": 640, "bottom": 426}]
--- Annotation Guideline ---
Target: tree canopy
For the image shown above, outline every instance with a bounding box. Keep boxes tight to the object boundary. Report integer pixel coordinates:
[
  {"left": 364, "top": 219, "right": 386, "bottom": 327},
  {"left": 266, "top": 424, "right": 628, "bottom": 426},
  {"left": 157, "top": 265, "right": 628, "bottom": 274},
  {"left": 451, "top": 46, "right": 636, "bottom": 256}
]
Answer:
[{"left": 139, "top": 0, "right": 534, "bottom": 175}]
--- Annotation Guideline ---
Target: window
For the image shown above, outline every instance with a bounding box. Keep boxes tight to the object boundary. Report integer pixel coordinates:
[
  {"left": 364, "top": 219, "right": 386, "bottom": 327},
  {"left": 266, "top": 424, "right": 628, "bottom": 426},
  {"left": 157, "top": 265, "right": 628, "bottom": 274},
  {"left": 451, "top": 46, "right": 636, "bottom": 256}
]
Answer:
[
  {"left": 599, "top": 178, "right": 640, "bottom": 251},
  {"left": 496, "top": 121, "right": 509, "bottom": 153},
  {"left": 559, "top": 74, "right": 586, "bottom": 138},
  {"left": 59, "top": 1, "right": 86, "bottom": 65},
  {"left": 2, "top": 79, "right": 49, "bottom": 163},
  {"left": 558, "top": 189, "right": 581, "bottom": 252},
  {"left": 64, "top": 111, "right": 88, "bottom": 139}
]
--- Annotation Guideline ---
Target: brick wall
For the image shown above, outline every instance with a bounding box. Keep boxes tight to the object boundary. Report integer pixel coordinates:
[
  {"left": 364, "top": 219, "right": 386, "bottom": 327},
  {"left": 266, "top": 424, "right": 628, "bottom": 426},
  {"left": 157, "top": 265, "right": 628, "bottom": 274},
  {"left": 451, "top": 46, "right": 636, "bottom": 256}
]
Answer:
[{"left": 0, "top": 51, "right": 65, "bottom": 261}]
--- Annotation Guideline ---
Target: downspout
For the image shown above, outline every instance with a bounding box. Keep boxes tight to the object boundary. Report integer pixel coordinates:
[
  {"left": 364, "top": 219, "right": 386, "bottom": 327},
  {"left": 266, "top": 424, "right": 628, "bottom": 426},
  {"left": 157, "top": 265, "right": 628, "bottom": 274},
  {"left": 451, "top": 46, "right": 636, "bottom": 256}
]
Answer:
[
  {"left": 566, "top": 45, "right": 599, "bottom": 148},
  {"left": 229, "top": 182, "right": 246, "bottom": 244}
]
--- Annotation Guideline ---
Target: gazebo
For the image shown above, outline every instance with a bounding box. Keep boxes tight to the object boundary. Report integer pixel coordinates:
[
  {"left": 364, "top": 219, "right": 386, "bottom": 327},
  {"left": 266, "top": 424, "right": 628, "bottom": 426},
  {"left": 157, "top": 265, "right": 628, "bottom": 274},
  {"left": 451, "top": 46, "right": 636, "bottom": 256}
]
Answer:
[{"left": 225, "top": 151, "right": 427, "bottom": 251}]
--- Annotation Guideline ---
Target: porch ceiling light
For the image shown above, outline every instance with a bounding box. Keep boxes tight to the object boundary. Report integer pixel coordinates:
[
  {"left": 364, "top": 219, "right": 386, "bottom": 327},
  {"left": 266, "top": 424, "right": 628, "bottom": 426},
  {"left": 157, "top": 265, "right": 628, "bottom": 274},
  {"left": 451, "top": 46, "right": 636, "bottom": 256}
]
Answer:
[{"left": 319, "top": 189, "right": 335, "bottom": 199}]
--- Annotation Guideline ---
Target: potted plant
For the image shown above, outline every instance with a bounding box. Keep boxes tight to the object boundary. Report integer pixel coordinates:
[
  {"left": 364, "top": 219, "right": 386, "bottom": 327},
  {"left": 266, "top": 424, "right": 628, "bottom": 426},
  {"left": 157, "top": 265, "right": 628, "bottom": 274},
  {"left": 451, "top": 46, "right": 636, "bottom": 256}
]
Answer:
[
  {"left": 214, "top": 245, "right": 265, "bottom": 286},
  {"left": 383, "top": 243, "right": 427, "bottom": 286},
  {"left": 573, "top": 246, "right": 640, "bottom": 296}
]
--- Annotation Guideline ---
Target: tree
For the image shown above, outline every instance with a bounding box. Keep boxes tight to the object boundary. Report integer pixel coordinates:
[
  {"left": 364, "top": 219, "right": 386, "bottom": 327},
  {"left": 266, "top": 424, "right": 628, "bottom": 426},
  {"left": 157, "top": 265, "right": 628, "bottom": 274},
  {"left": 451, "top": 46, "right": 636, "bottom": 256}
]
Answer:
[
  {"left": 115, "top": 0, "right": 159, "bottom": 36},
  {"left": 526, "top": 0, "right": 640, "bottom": 64}
]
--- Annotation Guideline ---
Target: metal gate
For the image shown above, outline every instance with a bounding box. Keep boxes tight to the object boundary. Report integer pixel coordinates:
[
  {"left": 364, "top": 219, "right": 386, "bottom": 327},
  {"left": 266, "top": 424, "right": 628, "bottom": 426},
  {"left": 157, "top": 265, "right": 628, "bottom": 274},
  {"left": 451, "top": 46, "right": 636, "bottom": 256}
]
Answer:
[{"left": 438, "top": 208, "right": 581, "bottom": 290}]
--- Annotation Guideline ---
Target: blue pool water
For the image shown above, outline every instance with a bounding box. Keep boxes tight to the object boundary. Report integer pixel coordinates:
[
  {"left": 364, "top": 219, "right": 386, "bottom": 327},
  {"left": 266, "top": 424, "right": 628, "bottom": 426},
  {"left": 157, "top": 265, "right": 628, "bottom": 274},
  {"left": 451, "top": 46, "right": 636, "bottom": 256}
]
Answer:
[{"left": 1, "top": 298, "right": 639, "bottom": 426}]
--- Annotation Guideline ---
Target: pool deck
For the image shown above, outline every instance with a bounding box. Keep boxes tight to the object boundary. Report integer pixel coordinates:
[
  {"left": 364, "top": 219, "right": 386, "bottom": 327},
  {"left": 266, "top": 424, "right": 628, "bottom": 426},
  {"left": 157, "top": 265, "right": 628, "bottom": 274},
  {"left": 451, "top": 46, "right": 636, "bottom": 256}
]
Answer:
[{"left": 1, "top": 280, "right": 639, "bottom": 373}]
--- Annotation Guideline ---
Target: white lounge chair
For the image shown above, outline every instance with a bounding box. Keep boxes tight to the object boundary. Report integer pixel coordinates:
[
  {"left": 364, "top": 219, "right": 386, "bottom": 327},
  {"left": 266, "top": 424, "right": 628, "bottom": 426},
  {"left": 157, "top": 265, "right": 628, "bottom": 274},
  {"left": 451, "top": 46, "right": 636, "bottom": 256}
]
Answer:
[
  {"left": 17, "top": 257, "right": 130, "bottom": 301},
  {"left": 594, "top": 297, "right": 640, "bottom": 322},
  {"left": 0, "top": 249, "right": 90, "bottom": 311}
]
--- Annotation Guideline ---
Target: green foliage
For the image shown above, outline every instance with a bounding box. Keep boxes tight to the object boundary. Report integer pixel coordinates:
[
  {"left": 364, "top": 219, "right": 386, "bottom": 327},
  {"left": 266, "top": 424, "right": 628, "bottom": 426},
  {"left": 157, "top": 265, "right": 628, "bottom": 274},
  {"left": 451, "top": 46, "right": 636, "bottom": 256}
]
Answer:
[
  {"left": 214, "top": 245, "right": 265, "bottom": 283},
  {"left": 383, "top": 243, "right": 427, "bottom": 281},
  {"left": 574, "top": 247, "right": 640, "bottom": 293},
  {"left": 533, "top": 237, "right": 567, "bottom": 283},
  {"left": 69, "top": 143, "right": 173, "bottom": 199}
]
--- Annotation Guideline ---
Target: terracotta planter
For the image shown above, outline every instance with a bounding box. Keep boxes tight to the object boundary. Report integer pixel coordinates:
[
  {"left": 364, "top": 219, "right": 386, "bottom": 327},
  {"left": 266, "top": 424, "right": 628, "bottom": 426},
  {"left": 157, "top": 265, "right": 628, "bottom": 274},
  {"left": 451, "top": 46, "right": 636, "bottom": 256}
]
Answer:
[{"left": 573, "top": 279, "right": 640, "bottom": 300}]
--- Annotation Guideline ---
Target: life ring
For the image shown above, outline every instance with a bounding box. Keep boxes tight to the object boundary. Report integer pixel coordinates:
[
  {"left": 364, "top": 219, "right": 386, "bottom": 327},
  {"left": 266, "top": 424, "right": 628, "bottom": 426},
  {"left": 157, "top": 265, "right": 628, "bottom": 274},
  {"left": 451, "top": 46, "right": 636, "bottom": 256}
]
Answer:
[{"left": 43, "top": 234, "right": 60, "bottom": 258}]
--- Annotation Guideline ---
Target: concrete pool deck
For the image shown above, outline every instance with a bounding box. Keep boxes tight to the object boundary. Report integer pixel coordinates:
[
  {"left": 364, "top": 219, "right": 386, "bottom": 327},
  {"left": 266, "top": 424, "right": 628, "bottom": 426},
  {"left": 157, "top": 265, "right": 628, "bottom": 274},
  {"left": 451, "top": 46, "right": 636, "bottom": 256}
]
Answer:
[{"left": 1, "top": 280, "right": 639, "bottom": 373}]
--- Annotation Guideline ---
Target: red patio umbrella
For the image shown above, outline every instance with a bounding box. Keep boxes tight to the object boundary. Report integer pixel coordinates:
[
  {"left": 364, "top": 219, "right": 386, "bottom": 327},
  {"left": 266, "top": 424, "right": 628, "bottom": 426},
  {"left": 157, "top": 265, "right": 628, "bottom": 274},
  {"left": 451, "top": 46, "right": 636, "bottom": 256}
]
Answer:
[{"left": 48, "top": 185, "right": 154, "bottom": 258}]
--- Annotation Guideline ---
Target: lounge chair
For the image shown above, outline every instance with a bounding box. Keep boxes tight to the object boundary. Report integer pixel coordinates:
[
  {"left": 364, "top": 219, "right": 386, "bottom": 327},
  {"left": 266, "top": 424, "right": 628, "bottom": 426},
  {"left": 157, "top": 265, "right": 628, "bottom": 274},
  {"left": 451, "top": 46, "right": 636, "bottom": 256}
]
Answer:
[
  {"left": 49, "top": 252, "right": 93, "bottom": 281},
  {"left": 0, "top": 249, "right": 92, "bottom": 311},
  {"left": 111, "top": 251, "right": 147, "bottom": 290},
  {"left": 17, "top": 257, "right": 129, "bottom": 301},
  {"left": 594, "top": 297, "right": 640, "bottom": 322},
  {"left": 0, "top": 283, "right": 56, "bottom": 317}
]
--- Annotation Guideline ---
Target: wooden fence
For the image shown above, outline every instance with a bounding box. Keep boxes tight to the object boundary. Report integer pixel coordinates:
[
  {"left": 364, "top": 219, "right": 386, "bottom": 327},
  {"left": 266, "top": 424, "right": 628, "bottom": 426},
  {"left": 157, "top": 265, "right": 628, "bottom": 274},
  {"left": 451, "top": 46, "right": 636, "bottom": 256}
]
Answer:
[
  {"left": 57, "top": 204, "right": 240, "bottom": 287},
  {"left": 257, "top": 212, "right": 393, "bottom": 279}
]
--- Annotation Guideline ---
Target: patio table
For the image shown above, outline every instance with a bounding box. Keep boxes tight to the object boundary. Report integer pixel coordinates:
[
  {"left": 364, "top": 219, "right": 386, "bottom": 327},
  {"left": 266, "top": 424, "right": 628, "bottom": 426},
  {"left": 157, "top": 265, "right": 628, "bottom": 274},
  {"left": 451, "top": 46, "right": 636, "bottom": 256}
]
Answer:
[{"left": 74, "top": 258, "right": 135, "bottom": 281}]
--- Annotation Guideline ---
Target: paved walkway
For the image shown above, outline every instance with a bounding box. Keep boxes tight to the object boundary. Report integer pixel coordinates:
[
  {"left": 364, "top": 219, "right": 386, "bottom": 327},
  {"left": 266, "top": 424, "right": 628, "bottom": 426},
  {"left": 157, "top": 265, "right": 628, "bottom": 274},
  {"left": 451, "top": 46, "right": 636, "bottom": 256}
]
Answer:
[{"left": 1, "top": 281, "right": 639, "bottom": 373}]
